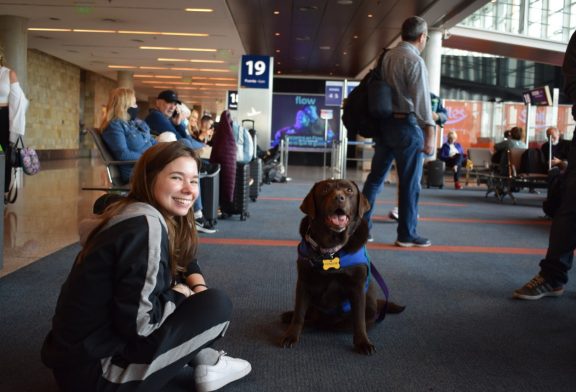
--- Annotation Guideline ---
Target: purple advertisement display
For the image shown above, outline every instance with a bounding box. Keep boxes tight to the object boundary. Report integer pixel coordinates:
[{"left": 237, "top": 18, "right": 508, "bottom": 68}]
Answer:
[{"left": 271, "top": 93, "right": 340, "bottom": 148}]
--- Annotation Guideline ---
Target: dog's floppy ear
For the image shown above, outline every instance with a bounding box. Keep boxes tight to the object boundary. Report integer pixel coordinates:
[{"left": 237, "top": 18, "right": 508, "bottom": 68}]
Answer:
[
  {"left": 352, "top": 181, "right": 370, "bottom": 218},
  {"left": 300, "top": 183, "right": 317, "bottom": 218}
]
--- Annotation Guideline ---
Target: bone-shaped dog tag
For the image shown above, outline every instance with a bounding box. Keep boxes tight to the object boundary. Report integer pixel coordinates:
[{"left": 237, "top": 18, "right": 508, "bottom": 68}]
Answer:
[{"left": 322, "top": 257, "right": 340, "bottom": 270}]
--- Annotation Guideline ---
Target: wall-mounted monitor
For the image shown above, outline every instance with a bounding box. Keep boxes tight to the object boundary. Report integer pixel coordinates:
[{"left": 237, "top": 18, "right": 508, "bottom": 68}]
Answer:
[
  {"left": 523, "top": 85, "right": 552, "bottom": 106},
  {"left": 271, "top": 93, "right": 341, "bottom": 149}
]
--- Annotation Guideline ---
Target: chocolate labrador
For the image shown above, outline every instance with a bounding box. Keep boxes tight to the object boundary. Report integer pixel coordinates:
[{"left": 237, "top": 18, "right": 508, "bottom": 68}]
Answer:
[{"left": 280, "top": 179, "right": 404, "bottom": 355}]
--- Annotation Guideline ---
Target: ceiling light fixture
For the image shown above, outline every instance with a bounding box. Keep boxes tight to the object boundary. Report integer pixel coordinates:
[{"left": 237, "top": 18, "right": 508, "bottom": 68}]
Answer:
[
  {"left": 28, "top": 28, "right": 208, "bottom": 37},
  {"left": 273, "top": 11, "right": 280, "bottom": 15},
  {"left": 134, "top": 75, "right": 182, "bottom": 79},
  {"left": 28, "top": 28, "right": 71, "bottom": 32},
  {"left": 74, "top": 29, "right": 115, "bottom": 33},
  {"left": 109, "top": 65, "right": 231, "bottom": 73},
  {"left": 119, "top": 31, "right": 208, "bottom": 37},
  {"left": 158, "top": 58, "right": 225, "bottom": 63},
  {"left": 185, "top": 8, "right": 213, "bottom": 12},
  {"left": 108, "top": 65, "right": 137, "bottom": 69},
  {"left": 172, "top": 67, "right": 231, "bottom": 73},
  {"left": 140, "top": 46, "right": 217, "bottom": 52}
]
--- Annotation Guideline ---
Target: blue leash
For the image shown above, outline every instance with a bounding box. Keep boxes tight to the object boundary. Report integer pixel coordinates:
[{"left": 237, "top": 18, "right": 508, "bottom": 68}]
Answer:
[{"left": 370, "top": 262, "right": 389, "bottom": 322}]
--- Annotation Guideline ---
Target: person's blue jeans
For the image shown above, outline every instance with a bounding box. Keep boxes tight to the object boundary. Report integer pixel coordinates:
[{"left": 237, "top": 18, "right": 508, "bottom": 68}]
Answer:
[
  {"left": 362, "top": 114, "right": 424, "bottom": 242},
  {"left": 539, "top": 130, "right": 576, "bottom": 285}
]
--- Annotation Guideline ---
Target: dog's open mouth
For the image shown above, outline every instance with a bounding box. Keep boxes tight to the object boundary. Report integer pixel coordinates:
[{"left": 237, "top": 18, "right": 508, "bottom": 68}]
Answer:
[{"left": 325, "top": 208, "right": 350, "bottom": 231}]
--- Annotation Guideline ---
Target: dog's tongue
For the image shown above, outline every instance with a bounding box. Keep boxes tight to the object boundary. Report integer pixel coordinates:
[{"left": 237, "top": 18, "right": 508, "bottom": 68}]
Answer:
[{"left": 327, "top": 214, "right": 349, "bottom": 229}]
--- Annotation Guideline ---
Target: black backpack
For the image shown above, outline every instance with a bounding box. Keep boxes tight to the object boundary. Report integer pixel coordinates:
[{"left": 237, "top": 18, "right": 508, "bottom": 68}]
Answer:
[
  {"left": 519, "top": 148, "right": 547, "bottom": 174},
  {"left": 342, "top": 50, "right": 392, "bottom": 139}
]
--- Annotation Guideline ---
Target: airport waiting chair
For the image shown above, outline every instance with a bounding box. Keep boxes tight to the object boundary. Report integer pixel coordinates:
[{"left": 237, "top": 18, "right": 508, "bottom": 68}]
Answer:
[
  {"left": 83, "top": 128, "right": 133, "bottom": 192},
  {"left": 509, "top": 147, "right": 548, "bottom": 192},
  {"left": 466, "top": 147, "right": 494, "bottom": 186}
]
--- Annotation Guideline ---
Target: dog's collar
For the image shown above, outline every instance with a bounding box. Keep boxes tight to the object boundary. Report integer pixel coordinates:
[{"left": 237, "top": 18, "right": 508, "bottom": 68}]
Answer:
[{"left": 304, "top": 233, "right": 345, "bottom": 256}]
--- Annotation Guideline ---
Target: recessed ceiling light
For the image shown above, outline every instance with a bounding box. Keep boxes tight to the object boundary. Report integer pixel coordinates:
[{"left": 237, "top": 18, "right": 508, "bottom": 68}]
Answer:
[
  {"left": 368, "top": 14, "right": 373, "bottom": 18},
  {"left": 273, "top": 11, "right": 280, "bottom": 15},
  {"left": 27, "top": 28, "right": 208, "bottom": 37},
  {"left": 295, "top": 36, "right": 310, "bottom": 41},
  {"left": 275, "top": 32, "right": 281, "bottom": 36},
  {"left": 319, "top": 46, "right": 331, "bottom": 50},
  {"left": 185, "top": 8, "right": 213, "bottom": 12},
  {"left": 140, "top": 46, "right": 217, "bottom": 52},
  {"left": 337, "top": 0, "right": 354, "bottom": 4}
]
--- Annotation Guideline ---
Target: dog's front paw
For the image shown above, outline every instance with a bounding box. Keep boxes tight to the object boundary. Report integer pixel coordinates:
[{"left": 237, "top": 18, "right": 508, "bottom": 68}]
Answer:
[
  {"left": 280, "top": 332, "right": 300, "bottom": 348},
  {"left": 354, "top": 338, "right": 376, "bottom": 355}
]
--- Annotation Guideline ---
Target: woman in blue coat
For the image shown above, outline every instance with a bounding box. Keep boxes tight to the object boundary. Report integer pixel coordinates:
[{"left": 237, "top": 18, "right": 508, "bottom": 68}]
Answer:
[
  {"left": 100, "top": 88, "right": 157, "bottom": 184},
  {"left": 439, "top": 131, "right": 465, "bottom": 189}
]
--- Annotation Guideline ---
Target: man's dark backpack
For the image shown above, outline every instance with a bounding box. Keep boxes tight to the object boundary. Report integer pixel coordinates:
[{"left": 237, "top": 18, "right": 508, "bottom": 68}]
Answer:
[{"left": 342, "top": 50, "right": 392, "bottom": 139}]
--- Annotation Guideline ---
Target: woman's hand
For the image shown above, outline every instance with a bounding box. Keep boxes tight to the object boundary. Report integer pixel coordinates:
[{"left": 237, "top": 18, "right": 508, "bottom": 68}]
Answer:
[{"left": 172, "top": 283, "right": 193, "bottom": 297}]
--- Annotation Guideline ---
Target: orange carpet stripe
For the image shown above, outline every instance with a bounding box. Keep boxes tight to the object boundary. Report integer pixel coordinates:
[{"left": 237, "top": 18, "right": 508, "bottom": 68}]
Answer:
[{"left": 198, "top": 238, "right": 546, "bottom": 255}]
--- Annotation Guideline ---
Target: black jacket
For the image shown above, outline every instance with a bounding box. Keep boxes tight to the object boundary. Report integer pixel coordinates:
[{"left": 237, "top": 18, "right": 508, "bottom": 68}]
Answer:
[{"left": 42, "top": 203, "right": 201, "bottom": 367}]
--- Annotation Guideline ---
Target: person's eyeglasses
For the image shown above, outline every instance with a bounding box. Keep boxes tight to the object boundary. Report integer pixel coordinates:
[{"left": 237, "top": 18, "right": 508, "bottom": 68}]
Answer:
[{"left": 424, "top": 33, "right": 430, "bottom": 42}]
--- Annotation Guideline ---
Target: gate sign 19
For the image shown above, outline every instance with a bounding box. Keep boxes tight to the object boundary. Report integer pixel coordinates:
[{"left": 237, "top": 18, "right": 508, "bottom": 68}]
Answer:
[{"left": 240, "top": 55, "right": 270, "bottom": 89}]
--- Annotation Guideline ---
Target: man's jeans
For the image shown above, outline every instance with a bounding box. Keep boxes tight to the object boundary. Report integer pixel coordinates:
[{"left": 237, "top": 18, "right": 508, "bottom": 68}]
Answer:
[
  {"left": 539, "top": 130, "right": 576, "bottom": 285},
  {"left": 362, "top": 114, "right": 424, "bottom": 242}
]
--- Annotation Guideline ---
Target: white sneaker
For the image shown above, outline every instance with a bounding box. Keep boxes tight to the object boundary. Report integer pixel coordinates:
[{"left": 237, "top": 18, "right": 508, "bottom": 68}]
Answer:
[{"left": 194, "top": 351, "right": 252, "bottom": 392}]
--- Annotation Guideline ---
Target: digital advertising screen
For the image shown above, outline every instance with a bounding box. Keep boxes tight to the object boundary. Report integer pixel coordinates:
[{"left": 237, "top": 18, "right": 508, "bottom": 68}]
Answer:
[{"left": 271, "top": 93, "right": 341, "bottom": 149}]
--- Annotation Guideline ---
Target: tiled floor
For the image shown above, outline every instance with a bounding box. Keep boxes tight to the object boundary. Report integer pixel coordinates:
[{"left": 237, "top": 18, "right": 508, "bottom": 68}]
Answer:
[{"left": 1, "top": 157, "right": 107, "bottom": 277}]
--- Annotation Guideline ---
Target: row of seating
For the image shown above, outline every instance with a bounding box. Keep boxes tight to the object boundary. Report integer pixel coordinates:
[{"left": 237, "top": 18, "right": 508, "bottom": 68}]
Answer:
[{"left": 466, "top": 147, "right": 549, "bottom": 203}]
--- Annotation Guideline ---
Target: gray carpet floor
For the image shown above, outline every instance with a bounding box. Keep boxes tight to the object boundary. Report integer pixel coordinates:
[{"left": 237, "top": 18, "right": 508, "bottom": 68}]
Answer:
[{"left": 1, "top": 179, "right": 575, "bottom": 391}]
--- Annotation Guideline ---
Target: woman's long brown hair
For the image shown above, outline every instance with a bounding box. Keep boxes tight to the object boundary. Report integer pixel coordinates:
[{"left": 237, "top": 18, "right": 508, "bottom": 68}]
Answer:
[{"left": 78, "top": 141, "right": 200, "bottom": 277}]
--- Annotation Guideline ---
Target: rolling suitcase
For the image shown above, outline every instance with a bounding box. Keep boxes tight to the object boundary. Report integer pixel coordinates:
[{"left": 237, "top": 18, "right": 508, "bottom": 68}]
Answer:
[
  {"left": 425, "top": 159, "right": 445, "bottom": 189},
  {"left": 221, "top": 162, "right": 250, "bottom": 220},
  {"left": 245, "top": 122, "right": 263, "bottom": 201},
  {"left": 200, "top": 162, "right": 220, "bottom": 226},
  {"left": 249, "top": 157, "right": 263, "bottom": 201}
]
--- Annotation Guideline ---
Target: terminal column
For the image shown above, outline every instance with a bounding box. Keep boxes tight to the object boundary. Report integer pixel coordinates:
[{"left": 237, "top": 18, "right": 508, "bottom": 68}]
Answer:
[
  {"left": 117, "top": 70, "right": 134, "bottom": 89},
  {"left": 422, "top": 29, "right": 443, "bottom": 96},
  {"left": 0, "top": 15, "right": 28, "bottom": 90}
]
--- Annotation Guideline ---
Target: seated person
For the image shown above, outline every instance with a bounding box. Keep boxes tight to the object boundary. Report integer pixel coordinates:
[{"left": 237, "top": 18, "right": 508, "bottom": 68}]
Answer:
[
  {"left": 193, "top": 115, "right": 215, "bottom": 145},
  {"left": 145, "top": 90, "right": 206, "bottom": 152},
  {"left": 439, "top": 131, "right": 465, "bottom": 189},
  {"left": 492, "top": 126, "right": 527, "bottom": 164},
  {"left": 541, "top": 126, "right": 570, "bottom": 171},
  {"left": 494, "top": 126, "right": 527, "bottom": 152},
  {"left": 100, "top": 87, "right": 156, "bottom": 184},
  {"left": 41, "top": 142, "right": 251, "bottom": 392}
]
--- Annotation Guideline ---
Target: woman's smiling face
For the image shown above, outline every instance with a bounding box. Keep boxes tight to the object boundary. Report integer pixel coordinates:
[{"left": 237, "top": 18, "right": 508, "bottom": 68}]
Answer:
[{"left": 153, "top": 156, "right": 199, "bottom": 217}]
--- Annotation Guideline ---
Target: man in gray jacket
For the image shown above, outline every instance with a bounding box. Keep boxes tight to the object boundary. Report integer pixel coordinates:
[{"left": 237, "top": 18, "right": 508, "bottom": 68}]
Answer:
[{"left": 362, "top": 15, "right": 435, "bottom": 247}]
